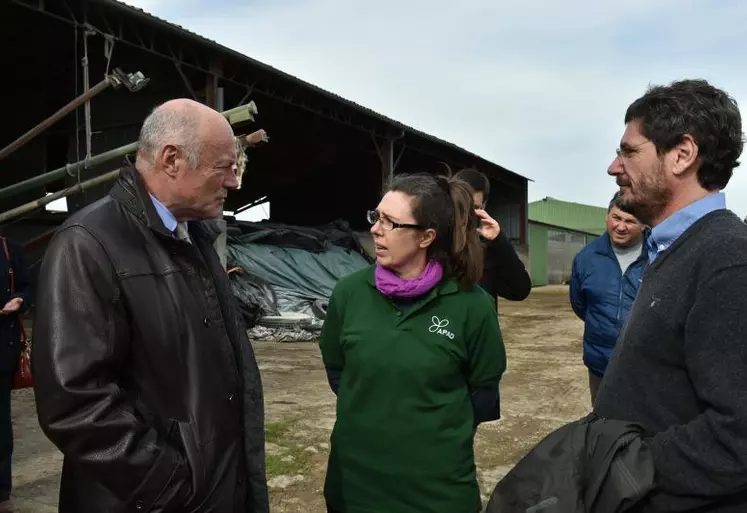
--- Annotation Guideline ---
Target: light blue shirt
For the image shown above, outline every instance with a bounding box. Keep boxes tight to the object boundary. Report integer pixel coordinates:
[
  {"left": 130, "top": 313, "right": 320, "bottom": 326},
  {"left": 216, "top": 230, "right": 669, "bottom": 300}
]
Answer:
[
  {"left": 148, "top": 193, "right": 177, "bottom": 232},
  {"left": 647, "top": 192, "right": 727, "bottom": 262}
]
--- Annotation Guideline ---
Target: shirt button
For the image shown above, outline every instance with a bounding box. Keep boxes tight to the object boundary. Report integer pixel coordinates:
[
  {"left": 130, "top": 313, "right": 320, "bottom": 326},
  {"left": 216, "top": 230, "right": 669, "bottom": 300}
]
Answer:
[
  {"left": 396, "top": 311, "right": 402, "bottom": 316},
  {"left": 135, "top": 500, "right": 144, "bottom": 510},
  {"left": 228, "top": 394, "right": 234, "bottom": 402},
  {"left": 203, "top": 317, "right": 211, "bottom": 327},
  {"left": 658, "top": 244, "right": 666, "bottom": 251}
]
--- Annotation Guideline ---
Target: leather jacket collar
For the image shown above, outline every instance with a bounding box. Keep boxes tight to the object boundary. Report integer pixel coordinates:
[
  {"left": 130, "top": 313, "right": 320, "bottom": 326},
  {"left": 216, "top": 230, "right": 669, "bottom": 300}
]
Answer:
[{"left": 110, "top": 165, "right": 220, "bottom": 244}]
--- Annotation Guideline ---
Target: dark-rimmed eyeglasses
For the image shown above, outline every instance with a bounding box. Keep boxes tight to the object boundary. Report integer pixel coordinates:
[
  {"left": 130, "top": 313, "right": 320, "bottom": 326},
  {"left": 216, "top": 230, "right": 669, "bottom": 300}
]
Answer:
[{"left": 366, "top": 210, "right": 424, "bottom": 231}]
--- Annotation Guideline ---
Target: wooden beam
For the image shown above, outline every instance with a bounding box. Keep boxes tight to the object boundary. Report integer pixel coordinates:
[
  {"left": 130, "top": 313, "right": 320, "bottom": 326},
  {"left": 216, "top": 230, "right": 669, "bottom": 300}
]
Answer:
[
  {"left": 205, "top": 58, "right": 223, "bottom": 108},
  {"left": 381, "top": 138, "right": 393, "bottom": 192}
]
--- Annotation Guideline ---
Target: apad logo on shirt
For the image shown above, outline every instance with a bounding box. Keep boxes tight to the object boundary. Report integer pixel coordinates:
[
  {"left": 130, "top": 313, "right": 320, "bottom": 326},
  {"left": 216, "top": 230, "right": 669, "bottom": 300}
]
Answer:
[{"left": 429, "top": 316, "right": 455, "bottom": 340}]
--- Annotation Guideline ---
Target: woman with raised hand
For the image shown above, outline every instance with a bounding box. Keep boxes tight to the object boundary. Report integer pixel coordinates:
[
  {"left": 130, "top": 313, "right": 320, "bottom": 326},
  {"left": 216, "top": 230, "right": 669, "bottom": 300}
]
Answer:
[{"left": 319, "top": 172, "right": 507, "bottom": 513}]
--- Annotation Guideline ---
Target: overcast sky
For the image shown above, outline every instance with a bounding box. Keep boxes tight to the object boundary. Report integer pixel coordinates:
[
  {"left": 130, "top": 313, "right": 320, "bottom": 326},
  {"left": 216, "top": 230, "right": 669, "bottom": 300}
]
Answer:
[{"left": 125, "top": 0, "right": 747, "bottom": 218}]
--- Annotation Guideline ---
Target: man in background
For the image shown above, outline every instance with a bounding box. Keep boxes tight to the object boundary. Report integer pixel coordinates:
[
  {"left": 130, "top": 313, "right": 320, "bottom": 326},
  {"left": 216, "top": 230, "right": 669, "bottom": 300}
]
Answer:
[
  {"left": 0, "top": 237, "right": 32, "bottom": 513},
  {"left": 569, "top": 192, "right": 647, "bottom": 404},
  {"left": 597, "top": 79, "right": 747, "bottom": 512},
  {"left": 454, "top": 168, "right": 532, "bottom": 302},
  {"left": 32, "top": 99, "right": 268, "bottom": 512}
]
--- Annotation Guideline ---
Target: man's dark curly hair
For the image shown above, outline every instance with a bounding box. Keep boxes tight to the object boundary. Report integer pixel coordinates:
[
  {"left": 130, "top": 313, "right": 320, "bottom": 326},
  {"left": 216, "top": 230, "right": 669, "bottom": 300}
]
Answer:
[{"left": 625, "top": 79, "right": 744, "bottom": 191}]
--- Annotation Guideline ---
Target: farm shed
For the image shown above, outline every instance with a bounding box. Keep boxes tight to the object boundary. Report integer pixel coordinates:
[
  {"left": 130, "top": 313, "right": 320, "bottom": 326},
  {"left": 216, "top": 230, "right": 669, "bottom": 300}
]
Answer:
[
  {"left": 1, "top": 0, "right": 530, "bottom": 277},
  {"left": 528, "top": 197, "right": 607, "bottom": 286}
]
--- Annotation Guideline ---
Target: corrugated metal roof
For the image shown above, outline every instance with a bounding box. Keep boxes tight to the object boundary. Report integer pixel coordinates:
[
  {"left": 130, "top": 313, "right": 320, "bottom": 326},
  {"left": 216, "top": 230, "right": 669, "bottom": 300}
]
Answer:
[
  {"left": 528, "top": 197, "right": 607, "bottom": 236},
  {"left": 97, "top": 0, "right": 529, "bottom": 183}
]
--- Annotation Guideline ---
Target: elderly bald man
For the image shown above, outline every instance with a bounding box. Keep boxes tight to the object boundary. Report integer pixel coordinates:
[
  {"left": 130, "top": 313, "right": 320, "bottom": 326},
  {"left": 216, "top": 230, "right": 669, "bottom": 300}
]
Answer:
[{"left": 32, "top": 99, "right": 268, "bottom": 513}]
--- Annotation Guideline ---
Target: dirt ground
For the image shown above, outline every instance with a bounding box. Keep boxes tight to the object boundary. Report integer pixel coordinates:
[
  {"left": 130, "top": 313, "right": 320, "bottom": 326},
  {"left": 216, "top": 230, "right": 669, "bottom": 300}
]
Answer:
[{"left": 8, "top": 285, "right": 590, "bottom": 512}]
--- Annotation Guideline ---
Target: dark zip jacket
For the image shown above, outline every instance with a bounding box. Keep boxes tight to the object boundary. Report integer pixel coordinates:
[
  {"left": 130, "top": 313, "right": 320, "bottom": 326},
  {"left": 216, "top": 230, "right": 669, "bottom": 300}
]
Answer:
[
  {"left": 481, "top": 232, "right": 531, "bottom": 302},
  {"left": 0, "top": 237, "right": 32, "bottom": 374}
]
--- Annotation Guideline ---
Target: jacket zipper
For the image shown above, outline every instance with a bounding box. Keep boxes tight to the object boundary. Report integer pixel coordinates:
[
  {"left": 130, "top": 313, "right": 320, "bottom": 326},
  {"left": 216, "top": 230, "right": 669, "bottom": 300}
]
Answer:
[
  {"left": 616, "top": 282, "right": 623, "bottom": 324},
  {"left": 615, "top": 255, "right": 624, "bottom": 325}
]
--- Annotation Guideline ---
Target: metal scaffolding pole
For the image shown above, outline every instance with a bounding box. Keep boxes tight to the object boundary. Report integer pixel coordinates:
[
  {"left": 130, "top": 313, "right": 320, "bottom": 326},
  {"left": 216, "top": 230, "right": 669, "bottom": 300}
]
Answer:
[
  {"left": 0, "top": 68, "right": 150, "bottom": 162},
  {"left": 0, "top": 143, "right": 138, "bottom": 202},
  {"left": 0, "top": 169, "right": 122, "bottom": 224},
  {"left": 0, "top": 101, "right": 258, "bottom": 202}
]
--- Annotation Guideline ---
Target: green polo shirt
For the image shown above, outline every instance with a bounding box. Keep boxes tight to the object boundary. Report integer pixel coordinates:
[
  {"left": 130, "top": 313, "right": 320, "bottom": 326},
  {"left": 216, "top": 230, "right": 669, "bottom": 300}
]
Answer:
[{"left": 319, "top": 265, "right": 506, "bottom": 513}]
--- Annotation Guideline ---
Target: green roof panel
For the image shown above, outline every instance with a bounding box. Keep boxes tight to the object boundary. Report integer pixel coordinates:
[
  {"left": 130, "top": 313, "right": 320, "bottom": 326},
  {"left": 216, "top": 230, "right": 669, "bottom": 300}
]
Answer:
[{"left": 529, "top": 197, "right": 607, "bottom": 236}]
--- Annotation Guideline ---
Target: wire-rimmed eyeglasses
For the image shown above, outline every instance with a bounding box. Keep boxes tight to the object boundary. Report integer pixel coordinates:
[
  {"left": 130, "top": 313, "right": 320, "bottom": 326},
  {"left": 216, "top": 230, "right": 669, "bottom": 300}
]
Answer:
[
  {"left": 615, "top": 140, "right": 652, "bottom": 159},
  {"left": 366, "top": 210, "right": 424, "bottom": 231}
]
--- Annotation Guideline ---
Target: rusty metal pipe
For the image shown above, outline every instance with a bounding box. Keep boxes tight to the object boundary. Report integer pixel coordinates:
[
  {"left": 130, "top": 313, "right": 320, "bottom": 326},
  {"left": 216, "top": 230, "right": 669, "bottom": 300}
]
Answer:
[
  {"left": 0, "top": 68, "right": 149, "bottom": 163},
  {"left": 0, "top": 78, "right": 114, "bottom": 162}
]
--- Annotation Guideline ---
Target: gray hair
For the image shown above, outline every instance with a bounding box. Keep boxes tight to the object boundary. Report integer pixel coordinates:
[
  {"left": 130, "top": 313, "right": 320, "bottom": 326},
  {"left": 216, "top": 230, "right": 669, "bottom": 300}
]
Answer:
[{"left": 137, "top": 105, "right": 201, "bottom": 168}]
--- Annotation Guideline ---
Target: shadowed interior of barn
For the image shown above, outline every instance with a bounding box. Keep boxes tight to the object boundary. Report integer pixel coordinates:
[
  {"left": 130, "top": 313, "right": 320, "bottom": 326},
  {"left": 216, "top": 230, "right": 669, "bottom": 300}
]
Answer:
[{"left": 1, "top": 0, "right": 529, "bottom": 280}]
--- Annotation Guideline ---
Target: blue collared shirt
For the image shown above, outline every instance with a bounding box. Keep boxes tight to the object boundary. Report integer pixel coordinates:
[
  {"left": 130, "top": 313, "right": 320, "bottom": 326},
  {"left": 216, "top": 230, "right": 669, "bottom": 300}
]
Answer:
[
  {"left": 149, "top": 193, "right": 177, "bottom": 232},
  {"left": 647, "top": 192, "right": 727, "bottom": 262}
]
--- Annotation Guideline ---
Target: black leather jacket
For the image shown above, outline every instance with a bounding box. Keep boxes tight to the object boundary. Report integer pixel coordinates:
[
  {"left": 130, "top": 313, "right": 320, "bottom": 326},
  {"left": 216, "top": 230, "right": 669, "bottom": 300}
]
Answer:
[{"left": 32, "top": 166, "right": 268, "bottom": 513}]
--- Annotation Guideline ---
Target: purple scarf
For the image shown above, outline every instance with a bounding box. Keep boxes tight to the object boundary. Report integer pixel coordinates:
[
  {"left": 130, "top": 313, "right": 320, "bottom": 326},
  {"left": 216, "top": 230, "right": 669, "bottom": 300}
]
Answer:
[{"left": 375, "top": 259, "right": 444, "bottom": 298}]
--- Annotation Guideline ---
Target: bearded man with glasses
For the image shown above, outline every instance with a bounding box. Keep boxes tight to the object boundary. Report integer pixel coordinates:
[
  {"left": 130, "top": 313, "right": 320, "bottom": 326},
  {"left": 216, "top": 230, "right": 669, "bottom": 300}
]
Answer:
[{"left": 595, "top": 79, "right": 747, "bottom": 512}]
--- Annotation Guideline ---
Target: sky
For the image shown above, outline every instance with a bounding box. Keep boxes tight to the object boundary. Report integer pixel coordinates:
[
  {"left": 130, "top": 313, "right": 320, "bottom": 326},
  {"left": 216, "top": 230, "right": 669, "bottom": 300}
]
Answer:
[{"left": 120, "top": 0, "right": 747, "bottom": 219}]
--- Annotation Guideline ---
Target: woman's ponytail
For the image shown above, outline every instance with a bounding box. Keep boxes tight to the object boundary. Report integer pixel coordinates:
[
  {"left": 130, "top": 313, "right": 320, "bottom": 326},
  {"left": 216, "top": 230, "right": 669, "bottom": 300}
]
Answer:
[
  {"left": 446, "top": 177, "right": 484, "bottom": 289},
  {"left": 387, "top": 172, "right": 484, "bottom": 290}
]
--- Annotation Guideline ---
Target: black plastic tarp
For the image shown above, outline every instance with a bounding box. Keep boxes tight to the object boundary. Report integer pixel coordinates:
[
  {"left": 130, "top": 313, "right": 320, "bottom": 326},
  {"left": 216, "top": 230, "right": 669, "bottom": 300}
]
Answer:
[
  {"left": 226, "top": 219, "right": 369, "bottom": 254},
  {"left": 228, "top": 269, "right": 279, "bottom": 328},
  {"left": 226, "top": 219, "right": 372, "bottom": 318}
]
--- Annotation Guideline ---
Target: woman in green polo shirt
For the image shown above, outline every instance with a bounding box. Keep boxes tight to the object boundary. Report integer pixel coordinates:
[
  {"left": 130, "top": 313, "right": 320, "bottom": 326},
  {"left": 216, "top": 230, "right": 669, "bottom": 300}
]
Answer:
[{"left": 319, "top": 173, "right": 507, "bottom": 513}]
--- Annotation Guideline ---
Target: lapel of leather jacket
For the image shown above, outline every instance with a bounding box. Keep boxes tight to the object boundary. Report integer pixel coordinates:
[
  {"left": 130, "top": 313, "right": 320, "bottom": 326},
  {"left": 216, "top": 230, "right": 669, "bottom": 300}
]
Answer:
[
  {"left": 111, "top": 166, "right": 223, "bottom": 247},
  {"left": 110, "top": 165, "right": 174, "bottom": 239}
]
